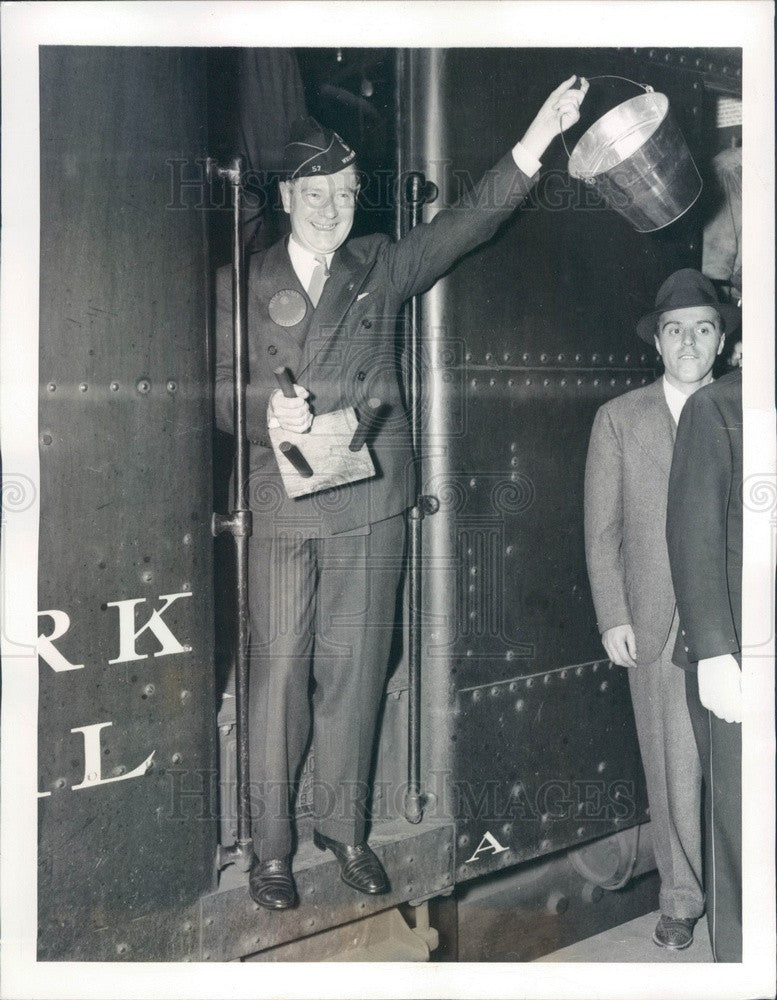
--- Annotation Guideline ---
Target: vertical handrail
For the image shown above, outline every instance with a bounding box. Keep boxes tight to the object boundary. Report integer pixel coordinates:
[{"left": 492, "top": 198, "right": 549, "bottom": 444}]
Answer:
[
  {"left": 209, "top": 156, "right": 253, "bottom": 872},
  {"left": 404, "top": 171, "right": 428, "bottom": 825}
]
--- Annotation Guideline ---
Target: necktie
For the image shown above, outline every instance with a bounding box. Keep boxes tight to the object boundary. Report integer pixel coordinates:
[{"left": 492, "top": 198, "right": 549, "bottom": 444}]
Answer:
[{"left": 307, "top": 254, "right": 329, "bottom": 307}]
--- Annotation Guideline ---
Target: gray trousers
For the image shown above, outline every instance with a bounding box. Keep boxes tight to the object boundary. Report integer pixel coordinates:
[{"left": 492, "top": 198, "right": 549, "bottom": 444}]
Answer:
[
  {"left": 628, "top": 615, "right": 704, "bottom": 919},
  {"left": 247, "top": 514, "right": 405, "bottom": 861}
]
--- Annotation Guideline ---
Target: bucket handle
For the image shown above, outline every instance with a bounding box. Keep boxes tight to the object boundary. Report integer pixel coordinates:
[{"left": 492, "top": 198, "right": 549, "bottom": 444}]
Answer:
[{"left": 560, "top": 75, "right": 655, "bottom": 165}]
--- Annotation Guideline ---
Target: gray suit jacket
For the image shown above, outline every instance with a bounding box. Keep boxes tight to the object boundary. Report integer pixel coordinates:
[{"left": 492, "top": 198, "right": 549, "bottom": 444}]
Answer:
[{"left": 584, "top": 378, "right": 679, "bottom": 667}]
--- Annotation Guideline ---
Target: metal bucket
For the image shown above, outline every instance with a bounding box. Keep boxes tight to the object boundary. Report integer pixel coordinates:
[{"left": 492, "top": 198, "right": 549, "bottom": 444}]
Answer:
[{"left": 568, "top": 91, "right": 702, "bottom": 232}]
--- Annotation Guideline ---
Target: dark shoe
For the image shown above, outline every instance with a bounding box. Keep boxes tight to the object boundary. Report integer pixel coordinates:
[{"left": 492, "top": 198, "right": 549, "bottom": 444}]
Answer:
[
  {"left": 652, "top": 914, "right": 696, "bottom": 950},
  {"left": 313, "top": 830, "right": 390, "bottom": 895},
  {"left": 249, "top": 856, "right": 297, "bottom": 911}
]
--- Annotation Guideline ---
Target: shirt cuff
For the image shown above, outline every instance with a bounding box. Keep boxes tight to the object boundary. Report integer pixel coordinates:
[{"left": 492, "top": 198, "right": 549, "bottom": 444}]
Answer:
[{"left": 511, "top": 141, "right": 542, "bottom": 177}]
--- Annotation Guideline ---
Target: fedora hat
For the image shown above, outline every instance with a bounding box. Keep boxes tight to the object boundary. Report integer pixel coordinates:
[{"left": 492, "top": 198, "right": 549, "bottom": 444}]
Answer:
[{"left": 636, "top": 268, "right": 740, "bottom": 344}]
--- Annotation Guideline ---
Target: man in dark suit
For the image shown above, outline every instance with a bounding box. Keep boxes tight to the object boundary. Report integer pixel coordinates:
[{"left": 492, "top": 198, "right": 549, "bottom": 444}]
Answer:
[
  {"left": 216, "top": 76, "right": 588, "bottom": 910},
  {"left": 667, "top": 368, "right": 743, "bottom": 961},
  {"left": 584, "top": 269, "right": 739, "bottom": 950}
]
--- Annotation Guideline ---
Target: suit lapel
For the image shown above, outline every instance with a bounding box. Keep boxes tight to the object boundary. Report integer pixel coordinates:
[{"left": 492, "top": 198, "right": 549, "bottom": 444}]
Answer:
[
  {"left": 632, "top": 378, "right": 676, "bottom": 477},
  {"left": 297, "top": 244, "right": 371, "bottom": 378}
]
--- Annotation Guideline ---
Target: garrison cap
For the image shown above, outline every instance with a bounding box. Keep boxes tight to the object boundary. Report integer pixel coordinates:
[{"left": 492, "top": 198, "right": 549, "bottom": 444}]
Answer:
[{"left": 284, "top": 116, "right": 357, "bottom": 179}]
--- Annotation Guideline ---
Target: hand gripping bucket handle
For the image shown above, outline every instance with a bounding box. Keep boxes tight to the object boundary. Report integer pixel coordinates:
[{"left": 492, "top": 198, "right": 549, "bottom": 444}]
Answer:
[{"left": 565, "top": 75, "right": 702, "bottom": 232}]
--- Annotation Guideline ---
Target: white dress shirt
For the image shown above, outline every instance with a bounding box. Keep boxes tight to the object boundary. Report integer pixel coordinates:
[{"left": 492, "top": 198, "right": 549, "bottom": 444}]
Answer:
[
  {"left": 662, "top": 374, "right": 713, "bottom": 426},
  {"left": 287, "top": 238, "right": 334, "bottom": 293}
]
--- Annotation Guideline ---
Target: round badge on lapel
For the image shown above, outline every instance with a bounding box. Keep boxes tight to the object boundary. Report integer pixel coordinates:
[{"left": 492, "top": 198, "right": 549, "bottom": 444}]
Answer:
[{"left": 269, "top": 289, "right": 307, "bottom": 327}]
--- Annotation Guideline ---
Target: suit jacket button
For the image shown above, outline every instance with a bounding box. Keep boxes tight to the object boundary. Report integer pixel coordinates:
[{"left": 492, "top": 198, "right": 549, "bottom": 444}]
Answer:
[
  {"left": 361, "top": 318, "right": 372, "bottom": 329},
  {"left": 357, "top": 371, "right": 367, "bottom": 381},
  {"left": 684, "top": 646, "right": 689, "bottom": 652},
  {"left": 268, "top": 345, "right": 278, "bottom": 355}
]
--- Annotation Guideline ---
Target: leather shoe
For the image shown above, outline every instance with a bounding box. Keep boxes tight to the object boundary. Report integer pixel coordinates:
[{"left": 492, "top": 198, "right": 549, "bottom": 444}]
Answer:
[
  {"left": 249, "top": 856, "right": 297, "bottom": 911},
  {"left": 313, "top": 830, "right": 390, "bottom": 895},
  {"left": 652, "top": 914, "right": 696, "bottom": 950}
]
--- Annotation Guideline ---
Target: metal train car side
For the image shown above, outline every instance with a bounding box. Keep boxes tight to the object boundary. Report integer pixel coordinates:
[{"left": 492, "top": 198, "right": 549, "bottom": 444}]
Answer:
[{"left": 36, "top": 45, "right": 742, "bottom": 961}]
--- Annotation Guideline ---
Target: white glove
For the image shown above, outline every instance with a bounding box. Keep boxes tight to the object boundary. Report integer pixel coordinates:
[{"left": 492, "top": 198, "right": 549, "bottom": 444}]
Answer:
[
  {"left": 268, "top": 384, "right": 313, "bottom": 433},
  {"left": 697, "top": 654, "right": 742, "bottom": 724}
]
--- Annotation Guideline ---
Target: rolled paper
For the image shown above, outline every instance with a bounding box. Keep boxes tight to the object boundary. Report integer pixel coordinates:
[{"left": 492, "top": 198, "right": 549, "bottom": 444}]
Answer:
[
  {"left": 349, "top": 397, "right": 384, "bottom": 452},
  {"left": 279, "top": 441, "right": 313, "bottom": 478},
  {"left": 274, "top": 366, "right": 297, "bottom": 399}
]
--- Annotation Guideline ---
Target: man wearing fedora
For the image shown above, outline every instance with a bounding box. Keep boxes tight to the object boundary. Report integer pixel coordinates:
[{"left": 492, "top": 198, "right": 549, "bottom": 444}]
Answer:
[
  {"left": 584, "top": 268, "right": 738, "bottom": 950},
  {"left": 216, "top": 77, "right": 588, "bottom": 910}
]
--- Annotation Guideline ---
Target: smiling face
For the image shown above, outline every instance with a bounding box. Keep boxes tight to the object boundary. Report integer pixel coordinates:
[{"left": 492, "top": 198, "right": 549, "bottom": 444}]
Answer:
[
  {"left": 280, "top": 166, "right": 359, "bottom": 255},
  {"left": 655, "top": 305, "right": 726, "bottom": 393}
]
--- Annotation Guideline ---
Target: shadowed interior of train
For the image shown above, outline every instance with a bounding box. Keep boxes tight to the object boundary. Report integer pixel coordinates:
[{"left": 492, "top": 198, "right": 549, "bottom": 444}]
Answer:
[{"left": 36, "top": 44, "right": 742, "bottom": 963}]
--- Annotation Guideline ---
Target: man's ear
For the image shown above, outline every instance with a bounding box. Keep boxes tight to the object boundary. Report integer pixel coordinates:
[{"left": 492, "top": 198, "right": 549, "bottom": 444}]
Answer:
[
  {"left": 279, "top": 179, "right": 292, "bottom": 215},
  {"left": 653, "top": 334, "right": 663, "bottom": 360},
  {"left": 716, "top": 333, "right": 726, "bottom": 357}
]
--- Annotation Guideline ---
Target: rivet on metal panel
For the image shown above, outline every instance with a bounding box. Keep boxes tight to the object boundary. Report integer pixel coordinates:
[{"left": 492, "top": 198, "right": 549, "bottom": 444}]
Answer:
[
  {"left": 137, "top": 379, "right": 151, "bottom": 394},
  {"left": 522, "top": 353, "right": 529, "bottom": 362},
  {"left": 205, "top": 918, "right": 213, "bottom": 927},
  {"left": 472, "top": 690, "right": 481, "bottom": 702},
  {"left": 541, "top": 813, "right": 549, "bottom": 824},
  {"left": 506, "top": 652, "right": 515, "bottom": 663},
  {"left": 490, "top": 686, "right": 500, "bottom": 698},
  {"left": 469, "top": 478, "right": 476, "bottom": 489},
  {"left": 510, "top": 457, "right": 519, "bottom": 467},
  {"left": 502, "top": 823, "right": 513, "bottom": 836},
  {"left": 543, "top": 674, "right": 551, "bottom": 685},
  {"left": 626, "top": 378, "right": 632, "bottom": 386},
  {"left": 110, "top": 381, "right": 119, "bottom": 391},
  {"left": 593, "top": 379, "right": 600, "bottom": 387},
  {"left": 610, "top": 378, "right": 617, "bottom": 387},
  {"left": 540, "top": 353, "right": 547, "bottom": 362},
  {"left": 41, "top": 434, "right": 53, "bottom": 446},
  {"left": 468, "top": 584, "right": 475, "bottom": 593},
  {"left": 510, "top": 442, "right": 517, "bottom": 452},
  {"left": 172, "top": 753, "right": 183, "bottom": 764},
  {"left": 560, "top": 669, "right": 568, "bottom": 680},
  {"left": 116, "top": 943, "right": 130, "bottom": 955},
  {"left": 465, "top": 352, "right": 472, "bottom": 361},
  {"left": 469, "top": 611, "right": 477, "bottom": 621},
  {"left": 525, "top": 677, "right": 533, "bottom": 688},
  {"left": 608, "top": 662, "right": 614, "bottom": 670},
  {"left": 507, "top": 378, "right": 514, "bottom": 387},
  {"left": 182, "top": 922, "right": 192, "bottom": 932},
  {"left": 47, "top": 382, "right": 56, "bottom": 392},
  {"left": 560, "top": 378, "right": 567, "bottom": 387},
  {"left": 166, "top": 380, "right": 177, "bottom": 393},
  {"left": 692, "top": 107, "right": 699, "bottom": 116},
  {"left": 112, "top": 765, "right": 126, "bottom": 777},
  {"left": 506, "top": 545, "right": 514, "bottom": 555},
  {"left": 592, "top": 662, "right": 598, "bottom": 672},
  {"left": 557, "top": 354, "right": 564, "bottom": 362},
  {"left": 543, "top": 379, "right": 550, "bottom": 387},
  {"left": 511, "top": 782, "right": 524, "bottom": 797},
  {"left": 466, "top": 547, "right": 473, "bottom": 556},
  {"left": 583, "top": 882, "right": 604, "bottom": 904},
  {"left": 540, "top": 839, "right": 552, "bottom": 854},
  {"left": 470, "top": 378, "right": 477, "bottom": 388},
  {"left": 641, "top": 378, "right": 648, "bottom": 385},
  {"left": 203, "top": 953, "right": 211, "bottom": 961},
  {"left": 79, "top": 383, "right": 88, "bottom": 393},
  {"left": 508, "top": 679, "right": 517, "bottom": 689},
  {"left": 143, "top": 684, "right": 155, "bottom": 697},
  {"left": 466, "top": 649, "right": 473, "bottom": 658},
  {"left": 575, "top": 666, "right": 584, "bottom": 676},
  {"left": 577, "top": 378, "right": 583, "bottom": 386},
  {"left": 469, "top": 566, "right": 477, "bottom": 576},
  {"left": 591, "top": 353, "right": 599, "bottom": 363},
  {"left": 577, "top": 826, "right": 585, "bottom": 837},
  {"left": 54, "top": 778, "right": 66, "bottom": 789},
  {"left": 575, "top": 353, "right": 581, "bottom": 362},
  {"left": 503, "top": 353, "right": 510, "bottom": 362},
  {"left": 577, "top": 802, "right": 584, "bottom": 814},
  {"left": 514, "top": 699, "right": 524, "bottom": 712},
  {"left": 485, "top": 352, "right": 492, "bottom": 362},
  {"left": 489, "top": 378, "right": 496, "bottom": 387},
  {"left": 600, "top": 681, "right": 609, "bottom": 693},
  {"left": 624, "top": 354, "right": 631, "bottom": 363},
  {"left": 597, "top": 761, "right": 606, "bottom": 773},
  {"left": 525, "top": 378, "right": 532, "bottom": 386},
  {"left": 142, "top": 571, "right": 153, "bottom": 583},
  {"left": 458, "top": 834, "right": 469, "bottom": 847}
]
